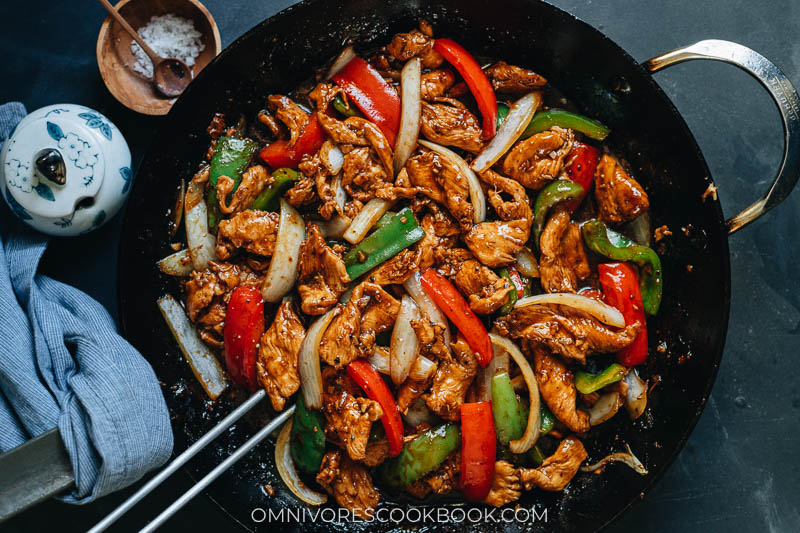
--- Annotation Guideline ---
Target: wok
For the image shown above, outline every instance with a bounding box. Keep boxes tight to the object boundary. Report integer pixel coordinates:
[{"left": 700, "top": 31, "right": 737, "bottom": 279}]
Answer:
[{"left": 117, "top": 0, "right": 800, "bottom": 531}]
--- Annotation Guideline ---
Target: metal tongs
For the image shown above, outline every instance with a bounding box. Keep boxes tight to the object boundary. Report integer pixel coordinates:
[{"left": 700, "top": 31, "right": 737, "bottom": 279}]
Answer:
[{"left": 89, "top": 390, "right": 294, "bottom": 533}]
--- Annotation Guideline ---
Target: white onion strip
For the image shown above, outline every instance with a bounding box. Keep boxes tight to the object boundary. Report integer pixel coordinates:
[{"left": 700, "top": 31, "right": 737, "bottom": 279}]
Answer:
[
  {"left": 317, "top": 214, "right": 352, "bottom": 239},
  {"left": 158, "top": 248, "right": 194, "bottom": 277},
  {"left": 408, "top": 355, "right": 436, "bottom": 381},
  {"left": 580, "top": 443, "right": 648, "bottom": 475},
  {"left": 275, "top": 419, "right": 328, "bottom": 505},
  {"left": 393, "top": 57, "right": 422, "bottom": 175},
  {"left": 515, "top": 293, "right": 626, "bottom": 328},
  {"left": 325, "top": 45, "right": 356, "bottom": 80},
  {"left": 490, "top": 334, "right": 539, "bottom": 454},
  {"left": 418, "top": 140, "right": 486, "bottom": 223},
  {"left": 333, "top": 174, "right": 347, "bottom": 211},
  {"left": 369, "top": 348, "right": 390, "bottom": 375},
  {"left": 184, "top": 179, "right": 216, "bottom": 271},
  {"left": 472, "top": 92, "right": 541, "bottom": 173},
  {"left": 403, "top": 271, "right": 451, "bottom": 348},
  {"left": 588, "top": 392, "right": 623, "bottom": 426},
  {"left": 157, "top": 295, "right": 227, "bottom": 400},
  {"left": 515, "top": 247, "right": 540, "bottom": 278},
  {"left": 320, "top": 142, "right": 345, "bottom": 175},
  {"left": 403, "top": 398, "right": 438, "bottom": 427},
  {"left": 262, "top": 199, "right": 306, "bottom": 303},
  {"left": 343, "top": 198, "right": 393, "bottom": 244},
  {"left": 390, "top": 295, "right": 422, "bottom": 385},
  {"left": 299, "top": 308, "right": 337, "bottom": 409},
  {"left": 624, "top": 369, "right": 648, "bottom": 420}
]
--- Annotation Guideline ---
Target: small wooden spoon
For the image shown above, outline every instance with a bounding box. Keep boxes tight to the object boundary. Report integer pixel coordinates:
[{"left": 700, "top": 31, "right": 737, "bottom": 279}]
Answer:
[{"left": 96, "top": 0, "right": 192, "bottom": 97}]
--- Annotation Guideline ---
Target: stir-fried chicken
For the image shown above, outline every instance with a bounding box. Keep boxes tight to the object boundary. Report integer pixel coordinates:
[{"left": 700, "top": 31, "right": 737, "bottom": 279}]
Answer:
[
  {"left": 495, "top": 304, "right": 640, "bottom": 364},
  {"left": 434, "top": 247, "right": 474, "bottom": 278},
  {"left": 184, "top": 261, "right": 261, "bottom": 348},
  {"left": 299, "top": 149, "right": 339, "bottom": 220},
  {"left": 284, "top": 174, "right": 318, "bottom": 207},
  {"left": 405, "top": 150, "right": 446, "bottom": 204},
  {"left": 395, "top": 317, "right": 446, "bottom": 412},
  {"left": 539, "top": 208, "right": 591, "bottom": 293},
  {"left": 464, "top": 170, "right": 532, "bottom": 267},
  {"left": 267, "top": 94, "right": 308, "bottom": 146},
  {"left": 503, "top": 127, "right": 574, "bottom": 189},
  {"left": 361, "top": 439, "right": 389, "bottom": 467},
  {"left": 437, "top": 150, "right": 475, "bottom": 231},
  {"left": 365, "top": 248, "right": 419, "bottom": 285},
  {"left": 319, "top": 282, "right": 400, "bottom": 368},
  {"left": 386, "top": 28, "right": 443, "bottom": 68},
  {"left": 420, "top": 101, "right": 485, "bottom": 153},
  {"left": 594, "top": 154, "right": 649, "bottom": 224},
  {"left": 421, "top": 69, "right": 457, "bottom": 100},
  {"left": 486, "top": 60, "right": 548, "bottom": 94},
  {"left": 297, "top": 224, "right": 350, "bottom": 315},
  {"left": 519, "top": 437, "right": 587, "bottom": 491},
  {"left": 484, "top": 461, "right": 522, "bottom": 507},
  {"left": 316, "top": 450, "right": 380, "bottom": 519},
  {"left": 216, "top": 165, "right": 272, "bottom": 215},
  {"left": 531, "top": 348, "right": 589, "bottom": 433},
  {"left": 425, "top": 336, "right": 478, "bottom": 420},
  {"left": 256, "top": 301, "right": 304, "bottom": 411},
  {"left": 308, "top": 81, "right": 346, "bottom": 113},
  {"left": 321, "top": 368, "right": 383, "bottom": 461},
  {"left": 454, "top": 259, "right": 513, "bottom": 314},
  {"left": 216, "top": 210, "right": 280, "bottom": 260},
  {"left": 406, "top": 451, "right": 460, "bottom": 499}
]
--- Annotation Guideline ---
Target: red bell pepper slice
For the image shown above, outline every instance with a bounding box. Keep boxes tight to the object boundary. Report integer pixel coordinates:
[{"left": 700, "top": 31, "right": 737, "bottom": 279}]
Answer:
[
  {"left": 346, "top": 359, "right": 404, "bottom": 457},
  {"left": 258, "top": 114, "right": 325, "bottom": 169},
  {"left": 419, "top": 268, "right": 493, "bottom": 367},
  {"left": 460, "top": 401, "right": 496, "bottom": 501},
  {"left": 506, "top": 266, "right": 525, "bottom": 293},
  {"left": 433, "top": 38, "right": 497, "bottom": 140},
  {"left": 223, "top": 286, "right": 265, "bottom": 392},
  {"left": 598, "top": 262, "right": 648, "bottom": 366},
  {"left": 333, "top": 57, "right": 401, "bottom": 145},
  {"left": 563, "top": 141, "right": 600, "bottom": 212}
]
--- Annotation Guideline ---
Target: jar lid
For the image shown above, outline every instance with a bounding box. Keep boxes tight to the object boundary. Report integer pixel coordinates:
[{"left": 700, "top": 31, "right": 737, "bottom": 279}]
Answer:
[{"left": 3, "top": 109, "right": 107, "bottom": 219}]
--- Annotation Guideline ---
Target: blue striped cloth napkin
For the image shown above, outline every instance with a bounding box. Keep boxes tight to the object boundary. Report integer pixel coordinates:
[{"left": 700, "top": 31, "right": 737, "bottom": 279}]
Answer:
[{"left": 0, "top": 102, "right": 173, "bottom": 503}]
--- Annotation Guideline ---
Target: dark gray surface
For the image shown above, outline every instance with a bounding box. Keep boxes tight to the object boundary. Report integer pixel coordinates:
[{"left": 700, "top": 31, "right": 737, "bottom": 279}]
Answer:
[{"left": 1, "top": 0, "right": 798, "bottom": 531}]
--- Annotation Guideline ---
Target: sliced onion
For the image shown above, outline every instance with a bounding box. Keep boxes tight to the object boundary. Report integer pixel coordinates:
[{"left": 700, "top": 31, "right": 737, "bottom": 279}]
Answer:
[
  {"left": 325, "top": 44, "right": 356, "bottom": 80},
  {"left": 317, "top": 214, "right": 352, "bottom": 239},
  {"left": 588, "top": 391, "right": 623, "bottom": 426},
  {"left": 393, "top": 57, "right": 422, "bottom": 175},
  {"left": 275, "top": 419, "right": 328, "bottom": 505},
  {"left": 418, "top": 140, "right": 486, "bottom": 223},
  {"left": 581, "top": 443, "right": 648, "bottom": 475},
  {"left": 343, "top": 198, "right": 393, "bottom": 244},
  {"left": 515, "top": 247, "right": 540, "bottom": 278},
  {"left": 403, "top": 271, "right": 451, "bottom": 348},
  {"left": 515, "top": 293, "right": 626, "bottom": 328},
  {"left": 333, "top": 174, "right": 347, "bottom": 211},
  {"left": 262, "top": 199, "right": 306, "bottom": 303},
  {"left": 390, "top": 295, "right": 422, "bottom": 385},
  {"left": 169, "top": 178, "right": 186, "bottom": 238},
  {"left": 299, "top": 307, "right": 337, "bottom": 409},
  {"left": 403, "top": 398, "right": 439, "bottom": 427},
  {"left": 408, "top": 355, "right": 436, "bottom": 381},
  {"left": 472, "top": 92, "right": 541, "bottom": 173},
  {"left": 184, "top": 179, "right": 216, "bottom": 271},
  {"left": 627, "top": 213, "right": 651, "bottom": 247},
  {"left": 157, "top": 294, "right": 227, "bottom": 400},
  {"left": 320, "top": 142, "right": 345, "bottom": 175},
  {"left": 624, "top": 369, "right": 648, "bottom": 420},
  {"left": 369, "top": 347, "right": 390, "bottom": 375},
  {"left": 476, "top": 342, "right": 511, "bottom": 402},
  {"left": 158, "top": 248, "right": 194, "bottom": 277},
  {"left": 489, "top": 334, "right": 539, "bottom": 454}
]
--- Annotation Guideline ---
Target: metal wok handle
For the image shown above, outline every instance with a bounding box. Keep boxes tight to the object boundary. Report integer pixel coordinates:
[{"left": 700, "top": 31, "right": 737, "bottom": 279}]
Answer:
[{"left": 644, "top": 39, "right": 800, "bottom": 235}]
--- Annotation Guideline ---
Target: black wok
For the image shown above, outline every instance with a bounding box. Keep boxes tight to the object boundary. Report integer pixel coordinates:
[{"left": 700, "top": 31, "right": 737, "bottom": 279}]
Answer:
[{"left": 117, "top": 0, "right": 800, "bottom": 531}]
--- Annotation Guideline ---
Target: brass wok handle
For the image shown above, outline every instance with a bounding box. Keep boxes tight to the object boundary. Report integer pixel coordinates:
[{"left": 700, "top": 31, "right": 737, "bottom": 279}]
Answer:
[{"left": 644, "top": 39, "right": 800, "bottom": 235}]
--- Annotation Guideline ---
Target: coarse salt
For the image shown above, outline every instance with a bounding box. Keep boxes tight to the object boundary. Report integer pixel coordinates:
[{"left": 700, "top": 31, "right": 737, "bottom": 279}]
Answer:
[{"left": 130, "top": 14, "right": 205, "bottom": 79}]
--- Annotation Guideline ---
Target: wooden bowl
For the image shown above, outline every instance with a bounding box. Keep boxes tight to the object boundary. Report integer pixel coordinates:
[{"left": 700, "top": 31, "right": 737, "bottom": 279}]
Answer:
[{"left": 96, "top": 0, "right": 221, "bottom": 116}]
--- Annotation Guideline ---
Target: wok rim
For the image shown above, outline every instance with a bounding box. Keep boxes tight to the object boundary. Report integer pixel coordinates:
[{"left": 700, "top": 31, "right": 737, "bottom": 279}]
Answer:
[{"left": 117, "top": 0, "right": 732, "bottom": 530}]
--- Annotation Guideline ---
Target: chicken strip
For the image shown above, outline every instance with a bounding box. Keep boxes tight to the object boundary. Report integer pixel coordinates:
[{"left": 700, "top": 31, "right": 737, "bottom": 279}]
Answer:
[
  {"left": 486, "top": 60, "right": 547, "bottom": 94},
  {"left": 532, "top": 348, "right": 589, "bottom": 433},
  {"left": 539, "top": 208, "right": 591, "bottom": 293},
  {"left": 256, "top": 301, "right": 304, "bottom": 411},
  {"left": 518, "top": 437, "right": 587, "bottom": 491},
  {"left": 425, "top": 336, "right": 478, "bottom": 420},
  {"left": 503, "top": 127, "right": 574, "bottom": 190},
  {"left": 297, "top": 224, "right": 350, "bottom": 315},
  {"left": 420, "top": 101, "right": 485, "bottom": 153},
  {"left": 317, "top": 450, "right": 380, "bottom": 519},
  {"left": 216, "top": 210, "right": 280, "bottom": 260},
  {"left": 594, "top": 154, "right": 649, "bottom": 224},
  {"left": 321, "top": 368, "right": 383, "bottom": 462},
  {"left": 483, "top": 461, "right": 522, "bottom": 507}
]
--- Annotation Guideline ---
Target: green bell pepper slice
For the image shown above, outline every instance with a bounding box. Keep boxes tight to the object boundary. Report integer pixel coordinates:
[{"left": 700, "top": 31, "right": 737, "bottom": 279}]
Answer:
[
  {"left": 539, "top": 403, "right": 555, "bottom": 435},
  {"left": 581, "top": 218, "right": 663, "bottom": 315},
  {"left": 343, "top": 208, "right": 425, "bottom": 280},
  {"left": 208, "top": 136, "right": 258, "bottom": 232},
  {"left": 497, "top": 102, "right": 510, "bottom": 129},
  {"left": 380, "top": 423, "right": 460, "bottom": 489},
  {"left": 249, "top": 168, "right": 299, "bottom": 211},
  {"left": 491, "top": 372, "right": 526, "bottom": 445},
  {"left": 498, "top": 267, "right": 530, "bottom": 316},
  {"left": 528, "top": 444, "right": 545, "bottom": 466},
  {"left": 372, "top": 210, "right": 397, "bottom": 233},
  {"left": 289, "top": 395, "right": 326, "bottom": 475},
  {"left": 333, "top": 95, "right": 362, "bottom": 118},
  {"left": 574, "top": 363, "right": 626, "bottom": 394},
  {"left": 532, "top": 180, "right": 585, "bottom": 249},
  {"left": 523, "top": 109, "right": 610, "bottom": 141}
]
